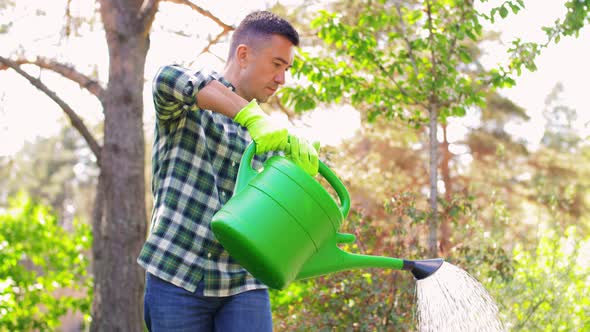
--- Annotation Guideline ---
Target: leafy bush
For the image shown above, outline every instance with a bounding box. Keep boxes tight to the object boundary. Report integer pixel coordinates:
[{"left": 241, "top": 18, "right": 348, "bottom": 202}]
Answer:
[
  {"left": 271, "top": 191, "right": 590, "bottom": 331},
  {"left": 271, "top": 269, "right": 416, "bottom": 331},
  {"left": 0, "top": 193, "right": 92, "bottom": 331},
  {"left": 485, "top": 226, "right": 590, "bottom": 331},
  {"left": 271, "top": 210, "right": 419, "bottom": 331}
]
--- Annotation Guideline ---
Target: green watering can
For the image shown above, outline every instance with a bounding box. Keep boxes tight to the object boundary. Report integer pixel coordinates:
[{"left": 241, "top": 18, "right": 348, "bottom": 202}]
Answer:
[{"left": 211, "top": 142, "right": 443, "bottom": 289}]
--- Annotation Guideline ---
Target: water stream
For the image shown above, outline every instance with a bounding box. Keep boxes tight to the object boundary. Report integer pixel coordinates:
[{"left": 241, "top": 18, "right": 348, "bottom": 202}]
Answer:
[{"left": 416, "top": 262, "right": 505, "bottom": 332}]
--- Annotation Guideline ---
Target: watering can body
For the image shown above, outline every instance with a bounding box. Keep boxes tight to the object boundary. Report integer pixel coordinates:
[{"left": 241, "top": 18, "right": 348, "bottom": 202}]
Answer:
[{"left": 211, "top": 143, "right": 405, "bottom": 289}]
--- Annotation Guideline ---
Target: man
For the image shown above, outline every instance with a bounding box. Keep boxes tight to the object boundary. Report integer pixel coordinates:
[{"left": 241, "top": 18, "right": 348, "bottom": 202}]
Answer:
[{"left": 138, "top": 10, "right": 318, "bottom": 332}]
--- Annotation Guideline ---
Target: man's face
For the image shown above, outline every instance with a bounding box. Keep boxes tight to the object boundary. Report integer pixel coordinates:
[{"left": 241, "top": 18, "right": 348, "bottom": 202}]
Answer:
[{"left": 237, "top": 34, "right": 295, "bottom": 103}]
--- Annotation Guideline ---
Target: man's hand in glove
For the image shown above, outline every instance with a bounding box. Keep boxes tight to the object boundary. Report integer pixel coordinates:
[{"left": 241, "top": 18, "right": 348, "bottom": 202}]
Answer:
[
  {"left": 285, "top": 134, "right": 320, "bottom": 176},
  {"left": 233, "top": 100, "right": 288, "bottom": 154}
]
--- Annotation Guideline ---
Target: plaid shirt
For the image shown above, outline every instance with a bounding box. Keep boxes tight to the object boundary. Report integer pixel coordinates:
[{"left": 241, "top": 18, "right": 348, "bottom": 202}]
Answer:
[{"left": 137, "top": 65, "right": 270, "bottom": 296}]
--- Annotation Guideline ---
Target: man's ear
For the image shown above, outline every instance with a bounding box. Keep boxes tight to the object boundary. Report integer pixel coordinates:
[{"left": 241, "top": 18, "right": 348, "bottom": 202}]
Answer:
[{"left": 236, "top": 44, "right": 249, "bottom": 68}]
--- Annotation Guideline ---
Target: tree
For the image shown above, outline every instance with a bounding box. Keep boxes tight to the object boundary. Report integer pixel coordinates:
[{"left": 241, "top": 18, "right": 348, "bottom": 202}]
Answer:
[
  {"left": 281, "top": 0, "right": 523, "bottom": 256},
  {"left": 0, "top": 0, "right": 234, "bottom": 329},
  {"left": 541, "top": 82, "right": 580, "bottom": 151},
  {"left": 281, "top": 0, "right": 590, "bottom": 257},
  {"left": 267, "top": 1, "right": 590, "bottom": 329},
  {"left": 0, "top": 125, "right": 99, "bottom": 225}
]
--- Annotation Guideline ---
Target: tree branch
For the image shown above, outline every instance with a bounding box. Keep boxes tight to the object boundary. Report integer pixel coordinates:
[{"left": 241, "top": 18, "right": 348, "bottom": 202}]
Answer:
[
  {"left": 515, "top": 295, "right": 547, "bottom": 330},
  {"left": 0, "top": 56, "right": 102, "bottom": 163},
  {"left": 373, "top": 59, "right": 427, "bottom": 109},
  {"left": 447, "top": 2, "right": 469, "bottom": 61},
  {"left": 0, "top": 56, "right": 106, "bottom": 101},
  {"left": 395, "top": 3, "right": 420, "bottom": 82},
  {"left": 188, "top": 25, "right": 234, "bottom": 67},
  {"left": 198, "top": 27, "right": 232, "bottom": 56},
  {"left": 163, "top": 0, "right": 234, "bottom": 31},
  {"left": 161, "top": 0, "right": 235, "bottom": 65},
  {"left": 426, "top": 0, "right": 439, "bottom": 104},
  {"left": 138, "top": 0, "right": 160, "bottom": 34},
  {"left": 64, "top": 0, "right": 74, "bottom": 38}
]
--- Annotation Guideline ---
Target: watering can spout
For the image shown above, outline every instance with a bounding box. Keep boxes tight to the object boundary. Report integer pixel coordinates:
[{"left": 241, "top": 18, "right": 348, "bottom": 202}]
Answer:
[
  {"left": 295, "top": 233, "right": 406, "bottom": 281},
  {"left": 401, "top": 258, "right": 444, "bottom": 280},
  {"left": 295, "top": 233, "right": 445, "bottom": 282}
]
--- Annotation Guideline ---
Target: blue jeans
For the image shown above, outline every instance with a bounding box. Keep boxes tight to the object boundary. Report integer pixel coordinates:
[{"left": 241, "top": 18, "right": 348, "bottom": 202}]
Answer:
[{"left": 144, "top": 273, "right": 273, "bottom": 332}]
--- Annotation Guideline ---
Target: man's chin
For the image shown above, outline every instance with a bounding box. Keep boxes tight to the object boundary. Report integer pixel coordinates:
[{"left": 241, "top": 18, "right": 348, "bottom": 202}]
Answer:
[{"left": 256, "top": 95, "right": 270, "bottom": 103}]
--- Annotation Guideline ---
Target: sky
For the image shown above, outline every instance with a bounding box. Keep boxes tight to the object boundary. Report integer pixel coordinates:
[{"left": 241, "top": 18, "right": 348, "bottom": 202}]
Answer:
[{"left": 0, "top": 0, "right": 588, "bottom": 157}]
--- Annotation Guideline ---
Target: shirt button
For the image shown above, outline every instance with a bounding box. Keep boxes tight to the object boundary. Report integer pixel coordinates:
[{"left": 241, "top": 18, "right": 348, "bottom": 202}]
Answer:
[
  {"left": 221, "top": 192, "right": 226, "bottom": 196},
  {"left": 183, "top": 82, "right": 194, "bottom": 96},
  {"left": 207, "top": 252, "right": 212, "bottom": 258},
  {"left": 232, "top": 162, "right": 236, "bottom": 167}
]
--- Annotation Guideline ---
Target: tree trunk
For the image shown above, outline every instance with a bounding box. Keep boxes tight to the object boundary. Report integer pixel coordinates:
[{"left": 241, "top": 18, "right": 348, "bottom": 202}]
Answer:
[
  {"left": 439, "top": 123, "right": 453, "bottom": 254},
  {"left": 427, "top": 106, "right": 439, "bottom": 257},
  {"left": 92, "top": 1, "right": 156, "bottom": 330}
]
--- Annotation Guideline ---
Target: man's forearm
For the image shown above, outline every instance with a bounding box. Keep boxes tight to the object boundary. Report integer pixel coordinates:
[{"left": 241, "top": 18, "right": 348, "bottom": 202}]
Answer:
[{"left": 196, "top": 80, "right": 249, "bottom": 119}]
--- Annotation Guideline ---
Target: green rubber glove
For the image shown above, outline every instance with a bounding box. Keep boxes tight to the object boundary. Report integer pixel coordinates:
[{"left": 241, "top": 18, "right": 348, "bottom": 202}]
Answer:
[
  {"left": 285, "top": 135, "right": 320, "bottom": 176},
  {"left": 234, "top": 100, "right": 288, "bottom": 154}
]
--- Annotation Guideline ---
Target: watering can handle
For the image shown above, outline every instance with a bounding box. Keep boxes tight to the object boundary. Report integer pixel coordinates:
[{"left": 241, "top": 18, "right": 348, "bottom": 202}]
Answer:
[
  {"left": 235, "top": 142, "right": 351, "bottom": 218},
  {"left": 318, "top": 158, "right": 351, "bottom": 218}
]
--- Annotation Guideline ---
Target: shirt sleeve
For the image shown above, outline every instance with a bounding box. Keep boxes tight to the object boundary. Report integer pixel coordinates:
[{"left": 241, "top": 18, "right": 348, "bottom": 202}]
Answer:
[{"left": 152, "top": 65, "right": 217, "bottom": 121}]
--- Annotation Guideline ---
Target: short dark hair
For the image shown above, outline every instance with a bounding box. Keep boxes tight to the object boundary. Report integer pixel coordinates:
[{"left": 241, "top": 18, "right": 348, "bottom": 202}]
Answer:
[{"left": 228, "top": 11, "right": 299, "bottom": 60}]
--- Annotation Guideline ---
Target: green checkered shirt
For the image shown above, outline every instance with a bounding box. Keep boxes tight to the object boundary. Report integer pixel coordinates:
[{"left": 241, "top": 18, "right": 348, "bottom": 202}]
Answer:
[{"left": 137, "top": 65, "right": 269, "bottom": 296}]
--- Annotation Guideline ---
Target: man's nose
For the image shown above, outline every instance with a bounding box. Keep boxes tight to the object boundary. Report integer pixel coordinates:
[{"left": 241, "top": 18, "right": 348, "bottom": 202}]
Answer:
[{"left": 274, "top": 70, "right": 285, "bottom": 85}]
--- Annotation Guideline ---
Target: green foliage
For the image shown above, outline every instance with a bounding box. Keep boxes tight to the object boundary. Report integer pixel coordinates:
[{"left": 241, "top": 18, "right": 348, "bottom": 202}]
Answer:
[
  {"left": 508, "top": 0, "right": 590, "bottom": 74},
  {"left": 280, "top": 0, "right": 519, "bottom": 125},
  {"left": 0, "top": 125, "right": 98, "bottom": 224},
  {"left": 0, "top": 193, "right": 92, "bottom": 331},
  {"left": 543, "top": 0, "right": 590, "bottom": 40},
  {"left": 271, "top": 210, "right": 418, "bottom": 331},
  {"left": 482, "top": 0, "right": 525, "bottom": 23},
  {"left": 525, "top": 135, "right": 590, "bottom": 237},
  {"left": 272, "top": 270, "right": 416, "bottom": 331},
  {"left": 282, "top": 0, "right": 589, "bottom": 123},
  {"left": 269, "top": 113, "right": 590, "bottom": 329},
  {"left": 486, "top": 227, "right": 590, "bottom": 331}
]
